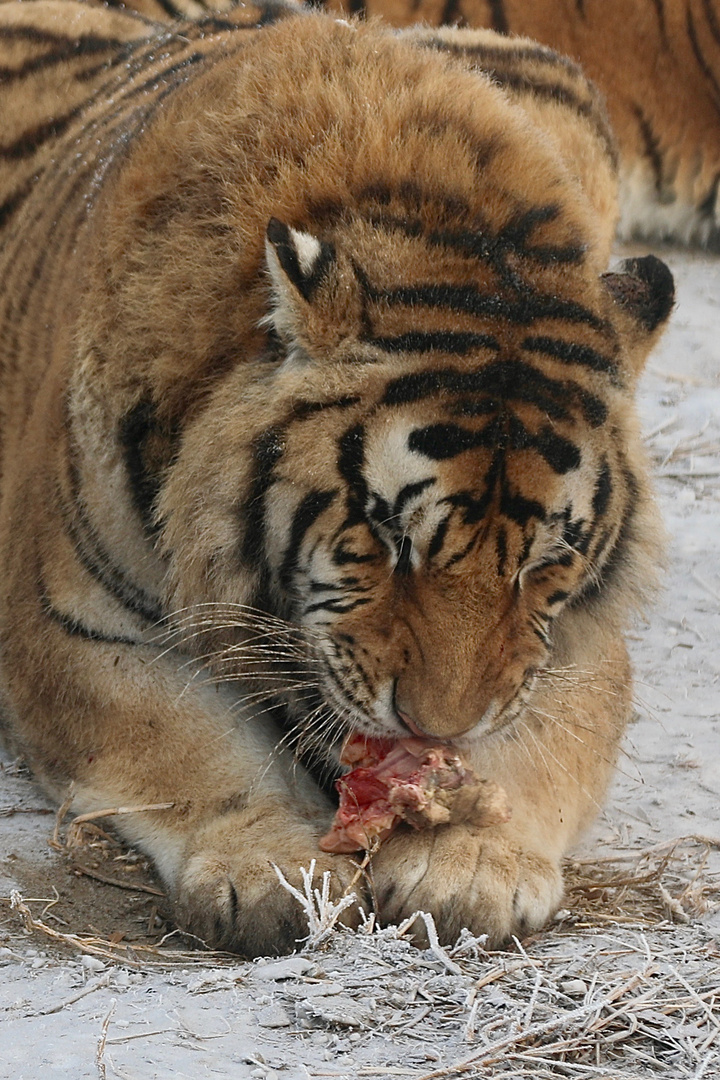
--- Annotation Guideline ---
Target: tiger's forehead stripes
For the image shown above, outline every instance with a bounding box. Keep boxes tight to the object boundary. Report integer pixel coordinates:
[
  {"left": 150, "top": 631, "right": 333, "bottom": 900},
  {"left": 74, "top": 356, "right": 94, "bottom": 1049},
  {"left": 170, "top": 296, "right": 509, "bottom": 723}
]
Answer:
[{"left": 380, "top": 362, "right": 609, "bottom": 427}]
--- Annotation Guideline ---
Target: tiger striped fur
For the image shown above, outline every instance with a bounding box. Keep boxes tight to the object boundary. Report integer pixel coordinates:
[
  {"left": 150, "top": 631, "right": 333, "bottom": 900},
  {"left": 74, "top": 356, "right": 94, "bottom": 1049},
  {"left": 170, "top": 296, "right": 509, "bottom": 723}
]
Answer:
[
  {"left": 0, "top": 0, "right": 674, "bottom": 954},
  {"left": 315, "top": 0, "right": 720, "bottom": 250}
]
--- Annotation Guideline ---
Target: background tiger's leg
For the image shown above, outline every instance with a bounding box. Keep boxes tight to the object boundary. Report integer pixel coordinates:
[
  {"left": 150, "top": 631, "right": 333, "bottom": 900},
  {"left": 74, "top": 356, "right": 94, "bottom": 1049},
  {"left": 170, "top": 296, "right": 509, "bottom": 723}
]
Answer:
[{"left": 371, "top": 618, "right": 632, "bottom": 945}]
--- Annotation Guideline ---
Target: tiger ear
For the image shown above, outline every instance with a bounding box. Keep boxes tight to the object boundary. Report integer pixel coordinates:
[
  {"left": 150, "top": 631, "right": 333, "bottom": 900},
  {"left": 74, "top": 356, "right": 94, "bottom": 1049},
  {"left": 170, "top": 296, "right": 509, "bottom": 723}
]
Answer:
[
  {"left": 601, "top": 255, "right": 674, "bottom": 377},
  {"left": 265, "top": 218, "right": 335, "bottom": 302}
]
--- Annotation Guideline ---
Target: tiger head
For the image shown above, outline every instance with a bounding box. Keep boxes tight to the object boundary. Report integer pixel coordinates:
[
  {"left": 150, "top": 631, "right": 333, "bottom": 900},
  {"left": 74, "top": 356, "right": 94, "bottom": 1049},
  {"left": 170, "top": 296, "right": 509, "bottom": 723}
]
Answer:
[
  {"left": 159, "top": 198, "right": 673, "bottom": 748},
  {"left": 86, "top": 16, "right": 674, "bottom": 750}
]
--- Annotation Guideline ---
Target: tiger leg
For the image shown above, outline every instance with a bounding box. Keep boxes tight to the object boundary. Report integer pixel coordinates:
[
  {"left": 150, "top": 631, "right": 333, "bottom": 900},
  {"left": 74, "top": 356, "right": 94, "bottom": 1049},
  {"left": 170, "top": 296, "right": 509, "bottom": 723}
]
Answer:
[
  {"left": 0, "top": 501, "right": 359, "bottom": 956},
  {"left": 2, "top": 629, "right": 360, "bottom": 955},
  {"left": 371, "top": 617, "right": 631, "bottom": 944}
]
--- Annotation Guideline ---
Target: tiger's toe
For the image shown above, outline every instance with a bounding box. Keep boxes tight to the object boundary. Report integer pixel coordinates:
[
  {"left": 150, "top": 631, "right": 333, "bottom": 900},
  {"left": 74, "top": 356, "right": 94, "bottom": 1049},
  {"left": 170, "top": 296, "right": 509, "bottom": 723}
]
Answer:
[{"left": 373, "top": 825, "right": 563, "bottom": 947}]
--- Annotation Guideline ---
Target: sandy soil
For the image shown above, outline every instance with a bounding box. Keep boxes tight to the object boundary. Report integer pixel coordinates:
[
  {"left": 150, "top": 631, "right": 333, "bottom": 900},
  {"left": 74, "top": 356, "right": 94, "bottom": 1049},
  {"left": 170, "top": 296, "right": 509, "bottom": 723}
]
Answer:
[{"left": 1, "top": 245, "right": 718, "bottom": 1079}]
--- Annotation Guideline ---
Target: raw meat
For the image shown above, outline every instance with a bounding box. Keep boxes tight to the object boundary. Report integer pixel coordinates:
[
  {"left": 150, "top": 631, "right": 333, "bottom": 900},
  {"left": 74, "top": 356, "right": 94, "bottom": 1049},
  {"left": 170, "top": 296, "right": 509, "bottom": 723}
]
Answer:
[{"left": 319, "top": 733, "right": 511, "bottom": 854}]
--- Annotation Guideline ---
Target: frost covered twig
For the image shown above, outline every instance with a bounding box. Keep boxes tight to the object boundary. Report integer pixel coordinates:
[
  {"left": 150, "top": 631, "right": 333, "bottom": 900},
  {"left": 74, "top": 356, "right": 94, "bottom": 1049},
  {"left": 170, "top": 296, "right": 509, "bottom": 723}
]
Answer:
[
  {"left": 394, "top": 910, "right": 462, "bottom": 976},
  {"left": 272, "top": 859, "right": 359, "bottom": 947}
]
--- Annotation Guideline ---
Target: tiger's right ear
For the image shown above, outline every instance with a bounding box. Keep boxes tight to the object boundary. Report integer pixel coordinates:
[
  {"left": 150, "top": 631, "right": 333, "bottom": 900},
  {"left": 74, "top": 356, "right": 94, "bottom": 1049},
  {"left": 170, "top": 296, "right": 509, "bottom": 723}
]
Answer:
[{"left": 601, "top": 255, "right": 675, "bottom": 378}]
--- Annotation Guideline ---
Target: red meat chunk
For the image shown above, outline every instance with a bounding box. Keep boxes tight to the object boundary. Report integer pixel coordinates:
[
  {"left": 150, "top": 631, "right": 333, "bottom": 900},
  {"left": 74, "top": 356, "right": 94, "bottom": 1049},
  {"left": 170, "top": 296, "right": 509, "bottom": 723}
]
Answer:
[{"left": 319, "top": 733, "right": 511, "bottom": 854}]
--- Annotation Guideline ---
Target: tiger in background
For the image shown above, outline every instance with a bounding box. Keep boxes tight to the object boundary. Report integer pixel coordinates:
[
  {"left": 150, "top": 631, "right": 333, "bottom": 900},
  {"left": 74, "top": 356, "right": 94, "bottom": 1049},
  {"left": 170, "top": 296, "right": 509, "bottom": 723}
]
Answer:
[{"left": 0, "top": 0, "right": 674, "bottom": 955}]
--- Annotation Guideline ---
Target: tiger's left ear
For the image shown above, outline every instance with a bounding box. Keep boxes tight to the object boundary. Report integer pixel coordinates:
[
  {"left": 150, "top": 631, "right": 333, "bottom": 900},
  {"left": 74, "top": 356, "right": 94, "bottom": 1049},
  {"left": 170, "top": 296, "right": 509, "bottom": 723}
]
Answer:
[
  {"left": 265, "top": 218, "right": 336, "bottom": 337},
  {"left": 601, "top": 254, "right": 675, "bottom": 378}
]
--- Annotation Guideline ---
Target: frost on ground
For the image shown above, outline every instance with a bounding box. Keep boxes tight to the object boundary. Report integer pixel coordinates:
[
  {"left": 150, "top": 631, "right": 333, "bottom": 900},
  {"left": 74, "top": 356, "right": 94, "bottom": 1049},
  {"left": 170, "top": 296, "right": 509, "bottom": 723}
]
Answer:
[{"left": 1, "top": 246, "right": 719, "bottom": 1080}]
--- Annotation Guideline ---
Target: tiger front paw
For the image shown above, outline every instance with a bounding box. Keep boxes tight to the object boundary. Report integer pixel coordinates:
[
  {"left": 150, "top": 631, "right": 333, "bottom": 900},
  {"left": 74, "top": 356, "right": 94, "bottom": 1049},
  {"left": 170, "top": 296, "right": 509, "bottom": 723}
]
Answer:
[
  {"left": 171, "top": 812, "right": 363, "bottom": 956},
  {"left": 372, "top": 823, "right": 564, "bottom": 947}
]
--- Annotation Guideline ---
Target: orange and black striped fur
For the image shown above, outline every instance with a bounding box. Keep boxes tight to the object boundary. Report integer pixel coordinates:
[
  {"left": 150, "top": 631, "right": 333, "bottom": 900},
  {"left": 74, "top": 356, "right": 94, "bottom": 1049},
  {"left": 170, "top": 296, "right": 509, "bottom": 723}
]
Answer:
[
  {"left": 0, "top": 0, "right": 674, "bottom": 954},
  {"left": 316, "top": 0, "right": 720, "bottom": 250}
]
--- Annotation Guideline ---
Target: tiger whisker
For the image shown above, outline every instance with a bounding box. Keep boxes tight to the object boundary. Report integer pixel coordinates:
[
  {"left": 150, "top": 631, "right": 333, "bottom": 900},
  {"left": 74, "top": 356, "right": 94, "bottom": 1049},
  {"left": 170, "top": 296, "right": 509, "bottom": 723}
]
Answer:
[
  {"left": 526, "top": 705, "right": 643, "bottom": 783},
  {"left": 518, "top": 720, "right": 604, "bottom": 813}
]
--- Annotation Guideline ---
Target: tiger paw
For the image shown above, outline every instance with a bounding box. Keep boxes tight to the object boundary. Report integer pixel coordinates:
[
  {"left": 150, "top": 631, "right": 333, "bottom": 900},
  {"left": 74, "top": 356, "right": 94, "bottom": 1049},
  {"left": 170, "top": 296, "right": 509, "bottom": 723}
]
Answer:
[
  {"left": 372, "top": 823, "right": 564, "bottom": 947},
  {"left": 171, "top": 813, "right": 363, "bottom": 956}
]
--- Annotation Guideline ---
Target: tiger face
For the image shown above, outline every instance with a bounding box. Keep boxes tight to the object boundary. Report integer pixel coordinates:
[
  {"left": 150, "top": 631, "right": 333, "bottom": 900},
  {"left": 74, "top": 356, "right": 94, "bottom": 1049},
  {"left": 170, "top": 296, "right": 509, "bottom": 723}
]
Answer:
[{"left": 161, "top": 203, "right": 672, "bottom": 748}]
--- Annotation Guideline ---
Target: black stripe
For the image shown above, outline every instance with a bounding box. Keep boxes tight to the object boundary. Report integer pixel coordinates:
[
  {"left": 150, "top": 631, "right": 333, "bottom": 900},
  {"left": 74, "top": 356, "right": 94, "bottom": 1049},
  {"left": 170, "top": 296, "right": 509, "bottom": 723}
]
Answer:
[
  {"left": 409, "top": 422, "right": 484, "bottom": 460},
  {"left": 241, "top": 428, "right": 286, "bottom": 566},
  {"left": 699, "top": 170, "right": 720, "bottom": 219},
  {"left": 40, "top": 586, "right": 143, "bottom": 647},
  {"left": 547, "top": 589, "right": 569, "bottom": 606},
  {"left": 429, "top": 220, "right": 586, "bottom": 271},
  {"left": 572, "top": 465, "right": 638, "bottom": 606},
  {"left": 499, "top": 484, "right": 545, "bottom": 527},
  {"left": 488, "top": 0, "right": 508, "bottom": 33},
  {"left": 444, "top": 531, "right": 479, "bottom": 569},
  {"left": 441, "top": 0, "right": 464, "bottom": 24},
  {"left": 703, "top": 0, "right": 720, "bottom": 45},
  {"left": 428, "top": 517, "right": 450, "bottom": 561},
  {"left": 280, "top": 489, "right": 337, "bottom": 592},
  {"left": 409, "top": 414, "right": 580, "bottom": 474},
  {"left": 651, "top": 0, "right": 667, "bottom": 39},
  {"left": 633, "top": 106, "right": 665, "bottom": 195},
  {"left": 0, "top": 32, "right": 132, "bottom": 83},
  {"left": 419, "top": 38, "right": 568, "bottom": 70},
  {"left": 394, "top": 535, "right": 413, "bottom": 575},
  {"left": 563, "top": 516, "right": 592, "bottom": 555},
  {"left": 304, "top": 596, "right": 372, "bottom": 615},
  {"left": 394, "top": 478, "right": 435, "bottom": 514},
  {"left": 0, "top": 177, "right": 35, "bottom": 231},
  {"left": 397, "top": 109, "right": 498, "bottom": 172},
  {"left": 0, "top": 24, "right": 131, "bottom": 47},
  {"left": 486, "top": 72, "right": 617, "bottom": 165},
  {"left": 368, "top": 331, "right": 500, "bottom": 356},
  {"left": 534, "top": 426, "right": 581, "bottom": 473},
  {"left": 63, "top": 447, "right": 164, "bottom": 625},
  {"left": 337, "top": 425, "right": 366, "bottom": 505},
  {"left": 119, "top": 398, "right": 179, "bottom": 538},
  {"left": 592, "top": 459, "right": 613, "bottom": 517},
  {"left": 523, "top": 336, "right": 618, "bottom": 377},
  {"left": 496, "top": 525, "right": 507, "bottom": 575},
  {"left": 488, "top": 70, "right": 590, "bottom": 116},
  {"left": 290, "top": 395, "right": 360, "bottom": 419},
  {"left": 688, "top": 5, "right": 720, "bottom": 105},
  {"left": 153, "top": 0, "right": 185, "bottom": 19},
  {"left": 0, "top": 106, "right": 83, "bottom": 161},
  {"left": 332, "top": 543, "right": 378, "bottom": 566},
  {"left": 373, "top": 281, "right": 606, "bottom": 332},
  {"left": 383, "top": 361, "right": 608, "bottom": 428}
]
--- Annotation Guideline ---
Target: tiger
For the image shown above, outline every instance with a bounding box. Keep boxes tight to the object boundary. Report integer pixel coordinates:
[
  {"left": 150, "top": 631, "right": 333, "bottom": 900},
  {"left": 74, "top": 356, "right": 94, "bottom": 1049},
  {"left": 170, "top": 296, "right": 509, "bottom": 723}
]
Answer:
[
  {"left": 0, "top": 0, "right": 674, "bottom": 956},
  {"left": 312, "top": 0, "right": 720, "bottom": 251}
]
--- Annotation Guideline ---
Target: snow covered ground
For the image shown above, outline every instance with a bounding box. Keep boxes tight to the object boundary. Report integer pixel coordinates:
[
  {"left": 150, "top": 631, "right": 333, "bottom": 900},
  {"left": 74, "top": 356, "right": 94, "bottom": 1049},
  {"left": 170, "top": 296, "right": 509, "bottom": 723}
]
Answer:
[{"left": 0, "top": 245, "right": 718, "bottom": 1080}]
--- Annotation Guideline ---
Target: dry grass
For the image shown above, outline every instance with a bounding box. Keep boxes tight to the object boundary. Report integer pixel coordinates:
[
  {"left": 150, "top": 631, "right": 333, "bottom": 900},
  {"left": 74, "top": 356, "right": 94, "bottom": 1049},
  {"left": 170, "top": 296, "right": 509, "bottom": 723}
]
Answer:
[
  {"left": 2, "top": 807, "right": 719, "bottom": 1078},
  {"left": 564, "top": 835, "right": 720, "bottom": 929}
]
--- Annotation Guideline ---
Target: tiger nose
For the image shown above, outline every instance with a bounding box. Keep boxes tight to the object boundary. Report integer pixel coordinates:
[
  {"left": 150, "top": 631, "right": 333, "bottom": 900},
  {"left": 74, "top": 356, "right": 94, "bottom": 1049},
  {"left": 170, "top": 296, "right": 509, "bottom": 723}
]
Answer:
[{"left": 393, "top": 679, "right": 482, "bottom": 739}]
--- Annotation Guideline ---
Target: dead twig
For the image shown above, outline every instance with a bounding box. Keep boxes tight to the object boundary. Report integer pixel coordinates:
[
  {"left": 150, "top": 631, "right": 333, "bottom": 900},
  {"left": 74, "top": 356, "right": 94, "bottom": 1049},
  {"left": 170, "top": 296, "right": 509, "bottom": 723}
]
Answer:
[
  {"left": 70, "top": 861, "right": 165, "bottom": 897},
  {"left": 96, "top": 999, "right": 116, "bottom": 1080}
]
